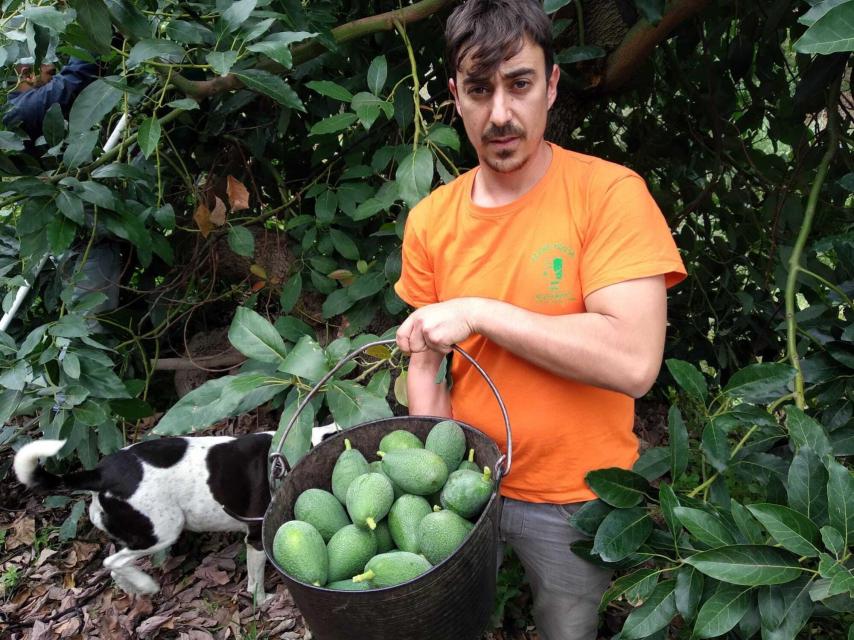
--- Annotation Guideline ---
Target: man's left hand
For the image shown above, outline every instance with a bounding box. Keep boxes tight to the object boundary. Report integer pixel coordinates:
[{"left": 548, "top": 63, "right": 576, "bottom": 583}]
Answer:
[{"left": 396, "top": 298, "right": 484, "bottom": 354}]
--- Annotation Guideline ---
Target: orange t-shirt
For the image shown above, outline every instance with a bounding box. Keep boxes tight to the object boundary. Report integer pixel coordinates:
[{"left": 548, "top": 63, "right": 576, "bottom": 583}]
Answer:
[{"left": 395, "top": 144, "right": 687, "bottom": 503}]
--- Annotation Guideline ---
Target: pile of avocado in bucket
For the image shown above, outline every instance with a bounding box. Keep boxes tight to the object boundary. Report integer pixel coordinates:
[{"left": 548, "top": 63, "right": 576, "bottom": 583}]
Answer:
[{"left": 271, "top": 420, "right": 493, "bottom": 589}]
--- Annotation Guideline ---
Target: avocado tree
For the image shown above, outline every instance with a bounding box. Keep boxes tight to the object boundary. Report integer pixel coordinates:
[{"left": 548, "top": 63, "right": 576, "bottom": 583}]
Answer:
[{"left": 0, "top": 0, "right": 852, "bottom": 637}]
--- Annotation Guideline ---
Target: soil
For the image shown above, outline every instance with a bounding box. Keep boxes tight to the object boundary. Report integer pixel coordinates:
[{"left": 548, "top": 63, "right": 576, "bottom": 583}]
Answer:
[{"left": 0, "top": 401, "right": 669, "bottom": 640}]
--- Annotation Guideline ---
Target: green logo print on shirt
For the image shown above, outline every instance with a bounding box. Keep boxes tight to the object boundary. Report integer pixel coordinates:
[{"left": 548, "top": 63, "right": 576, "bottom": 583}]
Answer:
[{"left": 531, "top": 243, "right": 576, "bottom": 304}]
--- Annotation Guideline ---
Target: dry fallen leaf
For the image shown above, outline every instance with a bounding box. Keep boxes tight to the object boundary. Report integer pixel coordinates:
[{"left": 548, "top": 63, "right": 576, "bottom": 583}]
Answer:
[
  {"left": 210, "top": 196, "right": 227, "bottom": 227},
  {"left": 6, "top": 515, "right": 35, "bottom": 549},
  {"left": 194, "top": 203, "right": 212, "bottom": 238},
  {"left": 227, "top": 175, "right": 251, "bottom": 212}
]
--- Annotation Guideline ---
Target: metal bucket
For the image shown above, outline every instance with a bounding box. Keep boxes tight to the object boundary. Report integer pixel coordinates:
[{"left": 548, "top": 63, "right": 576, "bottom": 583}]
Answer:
[{"left": 262, "top": 339, "right": 512, "bottom": 640}]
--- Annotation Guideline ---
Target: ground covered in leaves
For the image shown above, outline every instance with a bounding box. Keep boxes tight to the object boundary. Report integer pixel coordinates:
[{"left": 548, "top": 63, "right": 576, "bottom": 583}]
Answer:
[{"left": 0, "top": 400, "right": 667, "bottom": 639}]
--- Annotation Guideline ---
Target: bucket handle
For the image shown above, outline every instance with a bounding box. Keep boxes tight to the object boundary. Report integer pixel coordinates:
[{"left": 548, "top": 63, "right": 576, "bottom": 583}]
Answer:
[{"left": 268, "top": 338, "right": 512, "bottom": 488}]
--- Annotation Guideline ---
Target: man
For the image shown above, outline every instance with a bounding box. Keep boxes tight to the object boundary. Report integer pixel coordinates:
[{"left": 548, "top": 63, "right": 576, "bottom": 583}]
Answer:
[
  {"left": 4, "top": 56, "right": 100, "bottom": 144},
  {"left": 394, "top": 1, "right": 686, "bottom": 638}
]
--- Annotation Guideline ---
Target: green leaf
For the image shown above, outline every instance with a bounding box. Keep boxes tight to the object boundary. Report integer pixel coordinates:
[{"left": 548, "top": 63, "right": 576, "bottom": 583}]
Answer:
[
  {"left": 673, "top": 506, "right": 738, "bottom": 547},
  {"left": 163, "top": 20, "right": 214, "bottom": 44},
  {"left": 46, "top": 215, "right": 76, "bottom": 254},
  {"left": 395, "top": 146, "right": 433, "bottom": 208},
  {"left": 668, "top": 405, "right": 689, "bottom": 481},
  {"left": 746, "top": 503, "right": 821, "bottom": 557},
  {"left": 820, "top": 525, "right": 846, "bottom": 557},
  {"left": 0, "top": 131, "right": 24, "bottom": 152},
  {"left": 326, "top": 379, "right": 393, "bottom": 428},
  {"left": 787, "top": 446, "right": 829, "bottom": 524},
  {"left": 799, "top": 0, "right": 853, "bottom": 27},
  {"left": 306, "top": 80, "right": 354, "bottom": 102},
  {"left": 785, "top": 406, "right": 833, "bottom": 457},
  {"left": 69, "top": 0, "right": 113, "bottom": 54},
  {"left": 279, "top": 274, "right": 302, "bottom": 314},
  {"left": 322, "top": 288, "right": 355, "bottom": 318},
  {"left": 278, "top": 335, "right": 329, "bottom": 382},
  {"left": 426, "top": 124, "right": 461, "bottom": 151},
  {"left": 22, "top": 7, "right": 74, "bottom": 32},
  {"left": 666, "top": 359, "right": 708, "bottom": 402},
  {"left": 701, "top": 420, "right": 729, "bottom": 472},
  {"left": 227, "top": 226, "right": 255, "bottom": 257},
  {"left": 49, "top": 314, "right": 89, "bottom": 338},
  {"left": 692, "top": 583, "right": 752, "bottom": 639},
  {"left": 592, "top": 507, "right": 652, "bottom": 562},
  {"left": 684, "top": 545, "right": 802, "bottom": 586},
  {"left": 127, "top": 39, "right": 186, "bottom": 68},
  {"left": 0, "top": 361, "right": 30, "bottom": 391},
  {"left": 351, "top": 92, "right": 390, "bottom": 130},
  {"left": 555, "top": 45, "right": 607, "bottom": 64},
  {"left": 310, "top": 112, "right": 358, "bottom": 136},
  {"left": 73, "top": 400, "right": 108, "bottom": 426},
  {"left": 826, "top": 456, "right": 854, "bottom": 545},
  {"left": 731, "top": 499, "right": 765, "bottom": 544},
  {"left": 600, "top": 568, "right": 660, "bottom": 612},
  {"left": 233, "top": 70, "right": 304, "bottom": 110},
  {"left": 228, "top": 307, "right": 288, "bottom": 364},
  {"left": 207, "top": 50, "right": 239, "bottom": 76},
  {"left": 634, "top": 0, "right": 666, "bottom": 24},
  {"left": 63, "top": 130, "right": 99, "bottom": 169},
  {"left": 659, "top": 484, "right": 682, "bottom": 538},
  {"left": 221, "top": 0, "right": 257, "bottom": 33},
  {"left": 110, "top": 398, "right": 153, "bottom": 420},
  {"left": 758, "top": 578, "right": 814, "bottom": 640},
  {"left": 273, "top": 388, "right": 315, "bottom": 467},
  {"left": 621, "top": 580, "right": 677, "bottom": 639},
  {"left": 568, "top": 499, "right": 613, "bottom": 536},
  {"left": 585, "top": 468, "right": 652, "bottom": 508},
  {"left": 246, "top": 31, "right": 316, "bottom": 68},
  {"left": 675, "top": 565, "right": 704, "bottom": 621},
  {"left": 347, "top": 271, "right": 386, "bottom": 301},
  {"left": 328, "top": 229, "right": 359, "bottom": 261},
  {"left": 42, "top": 103, "right": 65, "bottom": 147},
  {"left": 58, "top": 500, "right": 87, "bottom": 542},
  {"left": 137, "top": 117, "right": 160, "bottom": 159},
  {"left": 153, "top": 373, "right": 278, "bottom": 435},
  {"left": 723, "top": 363, "right": 796, "bottom": 404},
  {"left": 68, "top": 78, "right": 124, "bottom": 137},
  {"left": 794, "top": 1, "right": 854, "bottom": 54},
  {"left": 632, "top": 447, "right": 670, "bottom": 481},
  {"left": 367, "top": 55, "right": 388, "bottom": 95},
  {"left": 314, "top": 189, "right": 338, "bottom": 223},
  {"left": 543, "top": 0, "right": 573, "bottom": 13},
  {"left": 56, "top": 191, "right": 85, "bottom": 225}
]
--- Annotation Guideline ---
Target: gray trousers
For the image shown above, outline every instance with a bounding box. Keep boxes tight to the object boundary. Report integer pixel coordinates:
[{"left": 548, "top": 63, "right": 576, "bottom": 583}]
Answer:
[{"left": 498, "top": 498, "right": 612, "bottom": 640}]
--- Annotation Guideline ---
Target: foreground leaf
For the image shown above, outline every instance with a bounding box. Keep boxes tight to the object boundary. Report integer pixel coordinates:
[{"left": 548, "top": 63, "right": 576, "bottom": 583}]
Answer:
[
  {"left": 685, "top": 545, "right": 802, "bottom": 586},
  {"left": 692, "top": 583, "right": 752, "bottom": 638},
  {"left": 621, "top": 579, "right": 676, "bottom": 639}
]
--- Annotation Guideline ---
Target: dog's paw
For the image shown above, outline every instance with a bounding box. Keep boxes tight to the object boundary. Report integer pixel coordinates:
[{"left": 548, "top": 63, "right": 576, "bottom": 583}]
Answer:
[{"left": 111, "top": 569, "right": 160, "bottom": 595}]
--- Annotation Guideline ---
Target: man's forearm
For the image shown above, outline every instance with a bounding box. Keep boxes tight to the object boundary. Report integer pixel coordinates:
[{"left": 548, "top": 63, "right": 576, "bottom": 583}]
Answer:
[
  {"left": 468, "top": 296, "right": 663, "bottom": 398},
  {"left": 406, "top": 350, "right": 452, "bottom": 417}
]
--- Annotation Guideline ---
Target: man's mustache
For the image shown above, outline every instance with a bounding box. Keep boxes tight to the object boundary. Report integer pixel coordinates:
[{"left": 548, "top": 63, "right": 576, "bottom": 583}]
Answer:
[{"left": 482, "top": 124, "right": 525, "bottom": 142}]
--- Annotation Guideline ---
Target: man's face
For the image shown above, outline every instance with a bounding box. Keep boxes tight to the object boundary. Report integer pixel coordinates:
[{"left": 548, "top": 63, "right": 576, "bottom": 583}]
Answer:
[
  {"left": 13, "top": 63, "right": 56, "bottom": 92},
  {"left": 449, "top": 39, "right": 559, "bottom": 174}
]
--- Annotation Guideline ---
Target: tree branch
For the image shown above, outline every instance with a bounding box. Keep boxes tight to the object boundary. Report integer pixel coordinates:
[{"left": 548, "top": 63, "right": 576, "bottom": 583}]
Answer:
[
  {"left": 603, "top": 0, "right": 713, "bottom": 92},
  {"left": 171, "top": 0, "right": 456, "bottom": 101}
]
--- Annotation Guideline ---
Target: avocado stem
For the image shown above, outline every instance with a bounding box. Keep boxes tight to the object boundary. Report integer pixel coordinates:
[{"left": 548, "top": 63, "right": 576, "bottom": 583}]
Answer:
[
  {"left": 353, "top": 569, "right": 375, "bottom": 583},
  {"left": 376, "top": 450, "right": 386, "bottom": 458},
  {"left": 467, "top": 448, "right": 475, "bottom": 463},
  {"left": 366, "top": 517, "right": 377, "bottom": 530},
  {"left": 344, "top": 438, "right": 352, "bottom": 451}
]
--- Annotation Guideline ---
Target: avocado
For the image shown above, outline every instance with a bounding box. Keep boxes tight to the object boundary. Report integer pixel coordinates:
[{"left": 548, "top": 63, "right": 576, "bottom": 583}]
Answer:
[
  {"left": 331, "top": 438, "right": 369, "bottom": 504},
  {"left": 374, "top": 518, "right": 395, "bottom": 553},
  {"left": 272, "top": 520, "right": 328, "bottom": 586},
  {"left": 326, "top": 578, "right": 373, "bottom": 591},
  {"left": 352, "top": 551, "right": 432, "bottom": 587},
  {"left": 425, "top": 420, "right": 466, "bottom": 472},
  {"left": 293, "top": 488, "right": 350, "bottom": 543},
  {"left": 418, "top": 508, "right": 475, "bottom": 564},
  {"left": 457, "top": 448, "right": 479, "bottom": 472},
  {"left": 378, "top": 448, "right": 449, "bottom": 496},
  {"left": 346, "top": 472, "right": 394, "bottom": 530},
  {"left": 370, "top": 459, "right": 404, "bottom": 499},
  {"left": 378, "top": 429, "right": 424, "bottom": 452},
  {"left": 440, "top": 467, "right": 493, "bottom": 519},
  {"left": 326, "top": 524, "right": 378, "bottom": 582},
  {"left": 387, "top": 494, "right": 433, "bottom": 553}
]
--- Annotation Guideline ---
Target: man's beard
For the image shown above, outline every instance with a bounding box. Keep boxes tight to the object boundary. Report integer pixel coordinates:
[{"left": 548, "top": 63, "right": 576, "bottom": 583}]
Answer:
[{"left": 481, "top": 123, "right": 528, "bottom": 173}]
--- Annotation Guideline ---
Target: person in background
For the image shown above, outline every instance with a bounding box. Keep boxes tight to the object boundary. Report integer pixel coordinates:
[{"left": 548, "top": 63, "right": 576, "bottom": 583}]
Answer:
[{"left": 394, "top": 1, "right": 687, "bottom": 638}]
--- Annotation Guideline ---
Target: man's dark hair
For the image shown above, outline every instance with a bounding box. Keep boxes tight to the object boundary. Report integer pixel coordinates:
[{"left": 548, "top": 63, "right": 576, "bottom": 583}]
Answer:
[{"left": 445, "top": 0, "right": 554, "bottom": 79}]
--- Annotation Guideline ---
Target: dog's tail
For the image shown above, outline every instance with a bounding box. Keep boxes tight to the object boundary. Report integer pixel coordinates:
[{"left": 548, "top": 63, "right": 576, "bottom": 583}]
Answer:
[{"left": 13, "top": 440, "right": 103, "bottom": 492}]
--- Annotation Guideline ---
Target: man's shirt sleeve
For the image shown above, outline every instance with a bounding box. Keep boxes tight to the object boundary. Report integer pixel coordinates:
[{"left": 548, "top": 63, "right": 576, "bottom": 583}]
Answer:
[
  {"left": 394, "top": 201, "right": 439, "bottom": 308},
  {"left": 580, "top": 172, "right": 687, "bottom": 298}
]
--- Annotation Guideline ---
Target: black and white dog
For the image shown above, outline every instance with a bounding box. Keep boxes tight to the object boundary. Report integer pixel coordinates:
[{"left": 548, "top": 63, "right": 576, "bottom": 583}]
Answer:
[{"left": 12, "top": 425, "right": 338, "bottom": 601}]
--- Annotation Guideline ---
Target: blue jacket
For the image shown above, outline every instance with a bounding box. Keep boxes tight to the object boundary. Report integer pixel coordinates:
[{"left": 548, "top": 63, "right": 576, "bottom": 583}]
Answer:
[{"left": 3, "top": 58, "right": 100, "bottom": 143}]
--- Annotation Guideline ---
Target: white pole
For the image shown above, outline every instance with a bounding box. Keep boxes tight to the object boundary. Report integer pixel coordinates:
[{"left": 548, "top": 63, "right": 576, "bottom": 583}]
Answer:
[{"left": 0, "top": 113, "right": 130, "bottom": 333}]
